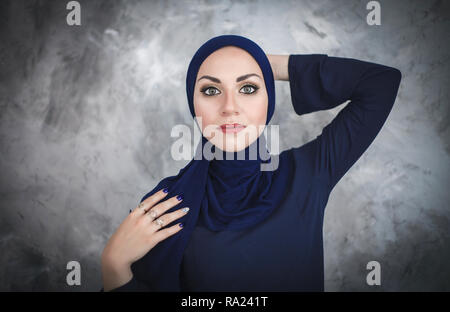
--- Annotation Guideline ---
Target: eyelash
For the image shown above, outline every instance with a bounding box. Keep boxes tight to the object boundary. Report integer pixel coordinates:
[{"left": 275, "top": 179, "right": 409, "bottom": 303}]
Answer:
[{"left": 200, "top": 84, "right": 260, "bottom": 96}]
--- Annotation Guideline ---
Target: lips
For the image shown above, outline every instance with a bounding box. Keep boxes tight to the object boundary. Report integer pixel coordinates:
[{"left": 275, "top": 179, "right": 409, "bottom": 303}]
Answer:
[{"left": 219, "top": 123, "right": 246, "bottom": 133}]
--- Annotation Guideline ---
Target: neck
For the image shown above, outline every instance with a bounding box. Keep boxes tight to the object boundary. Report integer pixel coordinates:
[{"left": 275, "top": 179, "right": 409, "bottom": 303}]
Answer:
[{"left": 208, "top": 134, "right": 270, "bottom": 170}]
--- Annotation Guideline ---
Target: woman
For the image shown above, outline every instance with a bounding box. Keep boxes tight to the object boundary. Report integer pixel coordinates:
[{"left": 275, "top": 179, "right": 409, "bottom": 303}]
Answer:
[{"left": 100, "top": 35, "right": 402, "bottom": 292}]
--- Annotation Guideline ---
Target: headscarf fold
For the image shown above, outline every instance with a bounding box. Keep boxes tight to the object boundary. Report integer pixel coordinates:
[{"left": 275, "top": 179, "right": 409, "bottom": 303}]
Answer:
[{"left": 130, "top": 35, "right": 294, "bottom": 291}]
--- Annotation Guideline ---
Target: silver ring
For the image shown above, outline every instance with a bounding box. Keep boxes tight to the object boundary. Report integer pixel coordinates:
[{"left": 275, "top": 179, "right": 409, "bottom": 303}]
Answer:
[{"left": 155, "top": 218, "right": 164, "bottom": 228}]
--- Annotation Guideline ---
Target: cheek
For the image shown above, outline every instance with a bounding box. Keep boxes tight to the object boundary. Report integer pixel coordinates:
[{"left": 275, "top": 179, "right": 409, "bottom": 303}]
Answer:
[
  {"left": 244, "top": 97, "right": 268, "bottom": 125},
  {"left": 194, "top": 97, "right": 216, "bottom": 130}
]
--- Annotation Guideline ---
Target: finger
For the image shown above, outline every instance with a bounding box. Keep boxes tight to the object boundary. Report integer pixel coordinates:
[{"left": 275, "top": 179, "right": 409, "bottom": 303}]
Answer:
[
  {"left": 152, "top": 222, "right": 185, "bottom": 244},
  {"left": 150, "top": 206, "right": 189, "bottom": 231},
  {"left": 145, "top": 194, "right": 183, "bottom": 220},
  {"left": 132, "top": 188, "right": 169, "bottom": 215}
]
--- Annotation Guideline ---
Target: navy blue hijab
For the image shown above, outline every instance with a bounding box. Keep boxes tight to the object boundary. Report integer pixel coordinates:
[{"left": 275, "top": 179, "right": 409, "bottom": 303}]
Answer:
[{"left": 130, "top": 35, "right": 293, "bottom": 291}]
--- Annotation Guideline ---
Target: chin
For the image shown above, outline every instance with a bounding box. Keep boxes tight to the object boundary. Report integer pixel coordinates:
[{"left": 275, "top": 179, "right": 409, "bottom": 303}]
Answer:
[{"left": 213, "top": 136, "right": 256, "bottom": 153}]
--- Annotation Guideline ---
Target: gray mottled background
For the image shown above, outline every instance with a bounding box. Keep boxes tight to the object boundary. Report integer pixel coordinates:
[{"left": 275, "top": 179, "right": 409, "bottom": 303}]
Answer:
[{"left": 0, "top": 0, "right": 449, "bottom": 291}]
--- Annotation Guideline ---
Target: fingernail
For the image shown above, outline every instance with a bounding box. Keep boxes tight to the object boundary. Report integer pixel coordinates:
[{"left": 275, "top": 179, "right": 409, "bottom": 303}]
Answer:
[
  {"left": 163, "top": 187, "right": 169, "bottom": 193},
  {"left": 176, "top": 194, "right": 183, "bottom": 201},
  {"left": 182, "top": 207, "right": 189, "bottom": 213},
  {"left": 179, "top": 222, "right": 185, "bottom": 228}
]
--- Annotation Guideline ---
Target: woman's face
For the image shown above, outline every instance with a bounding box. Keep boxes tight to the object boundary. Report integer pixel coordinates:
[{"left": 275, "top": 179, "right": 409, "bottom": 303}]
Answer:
[{"left": 193, "top": 46, "right": 268, "bottom": 153}]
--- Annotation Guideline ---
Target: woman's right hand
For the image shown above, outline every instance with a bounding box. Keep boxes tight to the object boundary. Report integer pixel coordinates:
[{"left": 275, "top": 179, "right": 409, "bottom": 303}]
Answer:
[{"left": 101, "top": 188, "right": 189, "bottom": 290}]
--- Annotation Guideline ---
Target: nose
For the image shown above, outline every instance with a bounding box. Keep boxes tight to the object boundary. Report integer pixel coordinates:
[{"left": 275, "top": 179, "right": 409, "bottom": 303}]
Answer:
[{"left": 221, "top": 92, "right": 239, "bottom": 117}]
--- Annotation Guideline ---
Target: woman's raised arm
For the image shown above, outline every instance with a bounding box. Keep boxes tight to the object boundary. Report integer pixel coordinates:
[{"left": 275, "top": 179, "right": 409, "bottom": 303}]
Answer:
[{"left": 277, "top": 53, "right": 402, "bottom": 191}]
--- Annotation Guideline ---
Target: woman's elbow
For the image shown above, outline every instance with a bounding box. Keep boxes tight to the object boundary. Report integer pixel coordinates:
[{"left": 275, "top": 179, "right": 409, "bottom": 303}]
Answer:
[
  {"left": 389, "top": 67, "right": 402, "bottom": 88},
  {"left": 382, "top": 67, "right": 402, "bottom": 98},
  {"left": 393, "top": 67, "right": 402, "bottom": 85},
  {"left": 387, "top": 67, "right": 402, "bottom": 107}
]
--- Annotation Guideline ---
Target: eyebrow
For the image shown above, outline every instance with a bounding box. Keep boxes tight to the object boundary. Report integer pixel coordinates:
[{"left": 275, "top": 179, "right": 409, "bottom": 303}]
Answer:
[{"left": 197, "top": 73, "right": 261, "bottom": 83}]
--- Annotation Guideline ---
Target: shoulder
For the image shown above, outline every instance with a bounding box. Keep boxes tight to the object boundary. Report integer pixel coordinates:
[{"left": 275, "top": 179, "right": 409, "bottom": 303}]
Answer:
[{"left": 279, "top": 138, "right": 326, "bottom": 183}]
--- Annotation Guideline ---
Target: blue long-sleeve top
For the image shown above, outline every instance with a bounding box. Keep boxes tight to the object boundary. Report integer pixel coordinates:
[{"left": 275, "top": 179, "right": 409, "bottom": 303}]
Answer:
[{"left": 105, "top": 53, "right": 401, "bottom": 292}]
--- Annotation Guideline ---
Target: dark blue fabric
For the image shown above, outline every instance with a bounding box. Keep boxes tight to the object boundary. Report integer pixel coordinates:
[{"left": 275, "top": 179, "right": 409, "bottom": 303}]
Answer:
[{"left": 106, "top": 42, "right": 401, "bottom": 292}]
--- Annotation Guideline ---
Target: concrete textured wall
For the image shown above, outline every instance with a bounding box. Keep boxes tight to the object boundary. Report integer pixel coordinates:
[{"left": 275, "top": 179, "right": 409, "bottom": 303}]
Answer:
[{"left": 0, "top": 0, "right": 449, "bottom": 291}]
